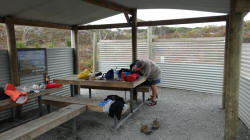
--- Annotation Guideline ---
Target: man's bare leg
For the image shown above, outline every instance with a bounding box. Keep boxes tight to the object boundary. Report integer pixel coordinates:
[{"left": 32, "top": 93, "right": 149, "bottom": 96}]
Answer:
[{"left": 151, "top": 85, "right": 157, "bottom": 101}]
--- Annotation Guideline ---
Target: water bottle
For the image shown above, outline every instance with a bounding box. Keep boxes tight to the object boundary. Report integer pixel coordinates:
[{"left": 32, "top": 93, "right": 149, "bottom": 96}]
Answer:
[{"left": 114, "top": 67, "right": 119, "bottom": 80}]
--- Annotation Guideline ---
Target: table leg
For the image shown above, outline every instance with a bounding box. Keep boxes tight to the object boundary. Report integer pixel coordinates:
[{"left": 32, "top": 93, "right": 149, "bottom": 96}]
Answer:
[
  {"left": 130, "top": 89, "right": 133, "bottom": 113},
  {"left": 10, "top": 107, "right": 16, "bottom": 121},
  {"left": 133, "top": 89, "right": 138, "bottom": 102},
  {"left": 89, "top": 88, "right": 92, "bottom": 99},
  {"left": 46, "top": 104, "right": 51, "bottom": 113},
  {"left": 124, "top": 90, "right": 127, "bottom": 101},
  {"left": 38, "top": 96, "right": 43, "bottom": 116},
  {"left": 142, "top": 92, "right": 145, "bottom": 103},
  {"left": 70, "top": 85, "right": 75, "bottom": 97}
]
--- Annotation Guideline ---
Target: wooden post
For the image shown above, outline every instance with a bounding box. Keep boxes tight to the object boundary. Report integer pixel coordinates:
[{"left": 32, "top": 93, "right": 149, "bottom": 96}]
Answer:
[
  {"left": 222, "top": 16, "right": 230, "bottom": 109},
  {"left": 71, "top": 28, "right": 80, "bottom": 74},
  {"left": 224, "top": 0, "right": 246, "bottom": 139},
  {"left": 147, "top": 27, "right": 153, "bottom": 60},
  {"left": 131, "top": 9, "right": 137, "bottom": 62},
  {"left": 5, "top": 18, "right": 20, "bottom": 86},
  {"left": 131, "top": 9, "right": 138, "bottom": 100},
  {"left": 71, "top": 28, "right": 80, "bottom": 94},
  {"left": 5, "top": 18, "right": 21, "bottom": 118},
  {"left": 92, "top": 32, "right": 97, "bottom": 72}
]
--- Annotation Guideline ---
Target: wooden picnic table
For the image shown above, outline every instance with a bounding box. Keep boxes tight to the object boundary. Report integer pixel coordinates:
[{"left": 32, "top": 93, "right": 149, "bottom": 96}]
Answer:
[
  {"left": 0, "top": 87, "right": 63, "bottom": 119},
  {"left": 53, "top": 75, "right": 147, "bottom": 113},
  {"left": 53, "top": 75, "right": 147, "bottom": 129}
]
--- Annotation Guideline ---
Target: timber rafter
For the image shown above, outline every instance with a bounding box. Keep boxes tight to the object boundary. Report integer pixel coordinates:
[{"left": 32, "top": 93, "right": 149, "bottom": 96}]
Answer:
[{"left": 78, "top": 15, "right": 227, "bottom": 30}]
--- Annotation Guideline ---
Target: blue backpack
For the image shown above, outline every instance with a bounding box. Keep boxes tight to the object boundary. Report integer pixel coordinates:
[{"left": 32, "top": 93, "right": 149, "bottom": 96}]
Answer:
[{"left": 105, "top": 69, "right": 114, "bottom": 80}]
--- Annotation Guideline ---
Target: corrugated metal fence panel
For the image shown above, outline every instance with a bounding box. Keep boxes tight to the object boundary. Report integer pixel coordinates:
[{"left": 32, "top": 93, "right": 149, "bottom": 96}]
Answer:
[
  {"left": 20, "top": 48, "right": 74, "bottom": 113},
  {"left": 0, "top": 49, "right": 11, "bottom": 120},
  {"left": 47, "top": 48, "right": 73, "bottom": 97},
  {"left": 158, "top": 63, "right": 224, "bottom": 94},
  {"left": 97, "top": 40, "right": 148, "bottom": 72},
  {"left": 239, "top": 43, "right": 250, "bottom": 129},
  {"left": 152, "top": 37, "right": 225, "bottom": 65},
  {"left": 98, "top": 37, "right": 225, "bottom": 94},
  {"left": 153, "top": 37, "right": 225, "bottom": 94}
]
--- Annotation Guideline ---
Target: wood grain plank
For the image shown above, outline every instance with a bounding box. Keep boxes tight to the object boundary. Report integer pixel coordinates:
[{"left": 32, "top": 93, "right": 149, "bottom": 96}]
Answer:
[
  {"left": 42, "top": 95, "right": 103, "bottom": 112},
  {"left": 0, "top": 104, "right": 86, "bottom": 140},
  {"left": 0, "top": 87, "right": 62, "bottom": 111},
  {"left": 53, "top": 75, "right": 146, "bottom": 89}
]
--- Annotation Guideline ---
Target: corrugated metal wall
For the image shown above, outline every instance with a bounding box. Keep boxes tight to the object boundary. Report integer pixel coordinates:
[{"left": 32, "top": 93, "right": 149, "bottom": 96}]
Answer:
[
  {"left": 0, "top": 49, "right": 12, "bottom": 120},
  {"left": 98, "top": 40, "right": 148, "bottom": 72},
  {"left": 153, "top": 37, "right": 225, "bottom": 94},
  {"left": 98, "top": 37, "right": 225, "bottom": 94},
  {"left": 239, "top": 43, "right": 250, "bottom": 129},
  {"left": 47, "top": 48, "right": 73, "bottom": 97},
  {"left": 0, "top": 48, "right": 73, "bottom": 121}
]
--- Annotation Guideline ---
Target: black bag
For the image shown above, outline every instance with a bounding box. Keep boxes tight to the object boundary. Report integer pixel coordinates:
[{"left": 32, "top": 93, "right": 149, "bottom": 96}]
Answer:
[
  {"left": 0, "top": 87, "right": 9, "bottom": 100},
  {"left": 105, "top": 69, "right": 114, "bottom": 80}
]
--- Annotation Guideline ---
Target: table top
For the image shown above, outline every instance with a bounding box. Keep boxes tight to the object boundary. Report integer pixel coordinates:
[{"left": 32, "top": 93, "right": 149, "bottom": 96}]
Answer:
[{"left": 53, "top": 75, "right": 147, "bottom": 89}]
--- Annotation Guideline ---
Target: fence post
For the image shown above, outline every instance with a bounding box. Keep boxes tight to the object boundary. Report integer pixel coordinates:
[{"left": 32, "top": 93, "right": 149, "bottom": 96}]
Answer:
[
  {"left": 92, "top": 32, "right": 98, "bottom": 72},
  {"left": 147, "top": 27, "right": 153, "bottom": 60},
  {"left": 71, "top": 27, "right": 80, "bottom": 95}
]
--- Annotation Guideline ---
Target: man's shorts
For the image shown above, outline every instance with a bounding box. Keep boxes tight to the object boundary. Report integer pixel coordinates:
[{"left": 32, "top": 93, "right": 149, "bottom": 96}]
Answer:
[{"left": 141, "top": 79, "right": 161, "bottom": 86}]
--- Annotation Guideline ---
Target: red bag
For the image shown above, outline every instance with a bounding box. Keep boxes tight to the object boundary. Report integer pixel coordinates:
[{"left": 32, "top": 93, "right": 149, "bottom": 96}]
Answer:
[
  {"left": 4, "top": 83, "right": 28, "bottom": 105},
  {"left": 126, "top": 73, "right": 139, "bottom": 82},
  {"left": 45, "top": 83, "right": 63, "bottom": 89}
]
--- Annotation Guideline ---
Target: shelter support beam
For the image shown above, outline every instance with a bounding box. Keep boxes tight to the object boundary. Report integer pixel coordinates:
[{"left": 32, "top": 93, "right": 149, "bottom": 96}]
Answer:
[
  {"left": 147, "top": 27, "right": 153, "bottom": 60},
  {"left": 131, "top": 9, "right": 137, "bottom": 62},
  {"left": 223, "top": 16, "right": 230, "bottom": 109},
  {"left": 124, "top": 13, "right": 131, "bottom": 24},
  {"left": 71, "top": 28, "right": 80, "bottom": 95},
  {"left": 92, "top": 32, "right": 98, "bottom": 72},
  {"left": 81, "top": 0, "right": 132, "bottom": 14},
  {"left": 5, "top": 18, "right": 19, "bottom": 86},
  {"left": 77, "top": 15, "right": 226, "bottom": 30},
  {"left": 224, "top": 0, "right": 246, "bottom": 139},
  {"left": 0, "top": 17, "right": 71, "bottom": 30},
  {"left": 131, "top": 9, "right": 138, "bottom": 100},
  {"left": 5, "top": 17, "right": 22, "bottom": 118}
]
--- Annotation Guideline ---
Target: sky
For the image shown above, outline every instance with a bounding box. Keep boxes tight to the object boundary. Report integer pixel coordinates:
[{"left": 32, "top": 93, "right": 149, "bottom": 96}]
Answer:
[{"left": 89, "top": 9, "right": 250, "bottom": 28}]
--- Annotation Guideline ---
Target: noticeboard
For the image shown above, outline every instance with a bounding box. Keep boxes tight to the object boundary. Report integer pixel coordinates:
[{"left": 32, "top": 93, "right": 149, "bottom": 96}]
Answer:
[{"left": 17, "top": 48, "right": 47, "bottom": 75}]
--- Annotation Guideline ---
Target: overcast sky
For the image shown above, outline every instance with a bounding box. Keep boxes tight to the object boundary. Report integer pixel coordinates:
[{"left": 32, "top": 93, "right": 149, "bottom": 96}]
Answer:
[{"left": 89, "top": 9, "right": 250, "bottom": 28}]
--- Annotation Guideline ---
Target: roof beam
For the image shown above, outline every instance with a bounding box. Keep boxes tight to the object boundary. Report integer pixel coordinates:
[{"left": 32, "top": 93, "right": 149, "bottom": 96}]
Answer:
[
  {"left": 124, "top": 13, "right": 131, "bottom": 23},
  {"left": 137, "top": 15, "right": 227, "bottom": 27},
  {"left": 235, "top": 0, "right": 250, "bottom": 13},
  {"left": 78, "top": 23, "right": 130, "bottom": 30},
  {"left": 12, "top": 18, "right": 72, "bottom": 29},
  {"left": 0, "top": 17, "right": 72, "bottom": 30},
  {"left": 78, "top": 15, "right": 227, "bottom": 30},
  {"left": 81, "top": 0, "right": 132, "bottom": 14}
]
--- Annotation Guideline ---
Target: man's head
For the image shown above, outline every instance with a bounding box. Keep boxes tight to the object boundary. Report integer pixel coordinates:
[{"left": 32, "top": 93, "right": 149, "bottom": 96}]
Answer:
[{"left": 133, "top": 60, "right": 145, "bottom": 71}]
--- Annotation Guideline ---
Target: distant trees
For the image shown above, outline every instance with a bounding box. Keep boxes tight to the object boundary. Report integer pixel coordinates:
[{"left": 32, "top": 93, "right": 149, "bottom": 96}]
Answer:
[{"left": 0, "top": 20, "right": 250, "bottom": 70}]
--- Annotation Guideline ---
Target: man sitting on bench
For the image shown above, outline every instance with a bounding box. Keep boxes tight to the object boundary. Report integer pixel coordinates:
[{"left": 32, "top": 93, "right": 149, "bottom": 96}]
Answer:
[{"left": 132, "top": 59, "right": 161, "bottom": 106}]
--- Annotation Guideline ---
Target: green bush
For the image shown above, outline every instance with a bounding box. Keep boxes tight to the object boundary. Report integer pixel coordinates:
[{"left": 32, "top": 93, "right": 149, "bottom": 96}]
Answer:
[
  {"left": 16, "top": 41, "right": 26, "bottom": 48},
  {"left": 48, "top": 42, "right": 54, "bottom": 48},
  {"left": 35, "top": 42, "right": 40, "bottom": 48},
  {"left": 65, "top": 38, "right": 71, "bottom": 47}
]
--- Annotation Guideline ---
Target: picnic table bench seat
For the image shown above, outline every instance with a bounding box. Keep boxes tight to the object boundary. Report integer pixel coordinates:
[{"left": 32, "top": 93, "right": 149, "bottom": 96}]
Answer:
[
  {"left": 0, "top": 104, "right": 86, "bottom": 140},
  {"left": 41, "top": 95, "right": 130, "bottom": 114}
]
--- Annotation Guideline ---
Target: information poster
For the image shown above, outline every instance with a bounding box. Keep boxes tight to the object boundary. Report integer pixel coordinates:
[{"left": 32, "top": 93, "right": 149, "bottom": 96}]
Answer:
[{"left": 17, "top": 49, "right": 46, "bottom": 75}]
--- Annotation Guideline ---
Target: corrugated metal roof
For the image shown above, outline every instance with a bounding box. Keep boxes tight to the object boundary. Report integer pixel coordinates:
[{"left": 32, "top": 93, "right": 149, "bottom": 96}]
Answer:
[{"left": 0, "top": 0, "right": 229, "bottom": 25}]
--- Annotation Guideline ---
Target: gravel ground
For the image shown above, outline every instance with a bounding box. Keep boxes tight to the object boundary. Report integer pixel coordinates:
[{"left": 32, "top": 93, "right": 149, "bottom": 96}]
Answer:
[{"left": 1, "top": 87, "right": 249, "bottom": 140}]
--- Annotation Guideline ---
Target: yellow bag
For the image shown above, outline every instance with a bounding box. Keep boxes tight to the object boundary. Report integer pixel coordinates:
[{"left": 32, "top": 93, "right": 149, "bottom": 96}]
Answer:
[{"left": 77, "top": 69, "right": 91, "bottom": 79}]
